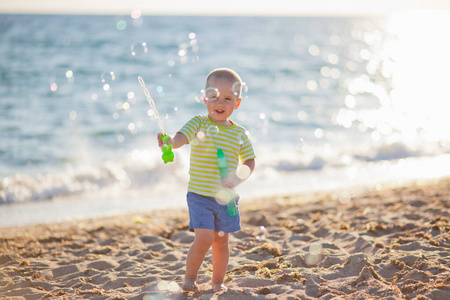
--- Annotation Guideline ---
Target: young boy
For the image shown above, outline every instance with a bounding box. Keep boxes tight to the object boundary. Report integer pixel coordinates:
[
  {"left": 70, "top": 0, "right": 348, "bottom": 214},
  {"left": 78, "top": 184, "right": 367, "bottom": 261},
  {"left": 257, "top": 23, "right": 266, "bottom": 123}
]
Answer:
[{"left": 157, "top": 68, "right": 256, "bottom": 293}]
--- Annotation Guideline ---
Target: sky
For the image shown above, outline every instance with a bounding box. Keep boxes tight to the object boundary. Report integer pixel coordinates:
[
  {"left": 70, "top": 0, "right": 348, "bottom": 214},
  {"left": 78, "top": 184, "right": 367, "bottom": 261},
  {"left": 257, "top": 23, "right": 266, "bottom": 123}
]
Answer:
[{"left": 1, "top": 0, "right": 450, "bottom": 16}]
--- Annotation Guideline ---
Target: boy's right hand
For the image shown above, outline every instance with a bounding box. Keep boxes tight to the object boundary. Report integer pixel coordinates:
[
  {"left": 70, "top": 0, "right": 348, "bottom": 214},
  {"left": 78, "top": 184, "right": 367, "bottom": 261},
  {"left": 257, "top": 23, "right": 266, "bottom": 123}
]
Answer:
[
  {"left": 158, "top": 132, "right": 187, "bottom": 150},
  {"left": 157, "top": 133, "right": 171, "bottom": 148}
]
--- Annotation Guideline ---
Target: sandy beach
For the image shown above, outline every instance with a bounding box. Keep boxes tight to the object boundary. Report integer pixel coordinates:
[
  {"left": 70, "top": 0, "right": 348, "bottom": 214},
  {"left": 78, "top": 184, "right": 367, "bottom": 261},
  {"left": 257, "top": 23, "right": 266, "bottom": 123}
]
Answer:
[{"left": 1, "top": 177, "right": 449, "bottom": 299}]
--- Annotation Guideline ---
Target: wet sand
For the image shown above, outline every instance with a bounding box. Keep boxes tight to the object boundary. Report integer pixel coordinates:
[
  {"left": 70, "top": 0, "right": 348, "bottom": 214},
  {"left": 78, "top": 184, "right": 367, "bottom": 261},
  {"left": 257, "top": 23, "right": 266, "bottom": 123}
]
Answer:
[{"left": 1, "top": 177, "right": 449, "bottom": 299}]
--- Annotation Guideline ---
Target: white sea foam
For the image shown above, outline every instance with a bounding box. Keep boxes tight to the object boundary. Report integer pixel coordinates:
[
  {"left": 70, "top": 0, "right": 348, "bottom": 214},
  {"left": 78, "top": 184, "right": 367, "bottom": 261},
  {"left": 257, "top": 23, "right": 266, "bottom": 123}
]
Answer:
[{"left": 1, "top": 140, "right": 448, "bottom": 205}]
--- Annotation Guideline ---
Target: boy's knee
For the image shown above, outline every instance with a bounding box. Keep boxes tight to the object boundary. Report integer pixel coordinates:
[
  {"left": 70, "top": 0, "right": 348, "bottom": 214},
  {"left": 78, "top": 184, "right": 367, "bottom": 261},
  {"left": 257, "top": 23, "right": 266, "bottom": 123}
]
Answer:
[
  {"left": 193, "top": 230, "right": 214, "bottom": 249},
  {"left": 193, "top": 238, "right": 213, "bottom": 251},
  {"left": 213, "top": 235, "right": 229, "bottom": 247}
]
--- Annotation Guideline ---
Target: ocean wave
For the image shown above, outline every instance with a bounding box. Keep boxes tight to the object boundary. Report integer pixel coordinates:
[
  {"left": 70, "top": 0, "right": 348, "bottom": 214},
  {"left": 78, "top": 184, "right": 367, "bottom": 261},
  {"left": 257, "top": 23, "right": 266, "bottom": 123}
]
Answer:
[
  {"left": 1, "top": 139, "right": 447, "bottom": 205},
  {"left": 258, "top": 139, "right": 448, "bottom": 174},
  {"left": 354, "top": 142, "right": 422, "bottom": 162},
  {"left": 0, "top": 159, "right": 186, "bottom": 204}
]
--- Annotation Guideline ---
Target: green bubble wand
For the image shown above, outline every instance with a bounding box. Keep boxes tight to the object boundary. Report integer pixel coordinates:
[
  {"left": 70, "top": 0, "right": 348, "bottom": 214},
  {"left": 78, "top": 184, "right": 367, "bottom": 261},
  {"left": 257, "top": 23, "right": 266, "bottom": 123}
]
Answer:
[
  {"left": 138, "top": 76, "right": 174, "bottom": 164},
  {"left": 217, "top": 148, "right": 238, "bottom": 216},
  {"left": 206, "top": 122, "right": 238, "bottom": 216}
]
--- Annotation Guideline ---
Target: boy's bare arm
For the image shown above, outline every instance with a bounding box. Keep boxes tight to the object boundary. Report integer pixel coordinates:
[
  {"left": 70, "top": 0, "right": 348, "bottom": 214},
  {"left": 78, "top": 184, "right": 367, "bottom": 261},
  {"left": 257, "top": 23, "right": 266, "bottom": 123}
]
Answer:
[
  {"left": 157, "top": 132, "right": 188, "bottom": 149},
  {"left": 222, "top": 158, "right": 255, "bottom": 189},
  {"left": 171, "top": 132, "right": 188, "bottom": 149},
  {"left": 243, "top": 158, "right": 255, "bottom": 175}
]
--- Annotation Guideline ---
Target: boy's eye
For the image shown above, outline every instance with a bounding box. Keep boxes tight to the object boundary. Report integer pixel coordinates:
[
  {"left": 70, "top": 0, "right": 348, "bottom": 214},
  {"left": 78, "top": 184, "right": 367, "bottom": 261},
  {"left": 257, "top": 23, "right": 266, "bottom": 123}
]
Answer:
[{"left": 203, "top": 87, "right": 219, "bottom": 101}]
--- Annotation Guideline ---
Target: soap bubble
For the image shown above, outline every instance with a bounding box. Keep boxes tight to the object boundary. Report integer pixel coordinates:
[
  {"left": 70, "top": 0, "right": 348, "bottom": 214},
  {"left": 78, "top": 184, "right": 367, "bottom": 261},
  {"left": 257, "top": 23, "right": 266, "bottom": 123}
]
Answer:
[
  {"left": 203, "top": 87, "right": 219, "bottom": 101},
  {"left": 131, "top": 42, "right": 148, "bottom": 57},
  {"left": 305, "top": 242, "right": 322, "bottom": 265},
  {"left": 116, "top": 20, "right": 126, "bottom": 30},
  {"left": 207, "top": 125, "right": 220, "bottom": 137},
  {"left": 167, "top": 281, "right": 180, "bottom": 292},
  {"left": 218, "top": 231, "right": 225, "bottom": 237},
  {"left": 236, "top": 164, "right": 251, "bottom": 180},
  {"left": 309, "top": 242, "right": 322, "bottom": 255},
  {"left": 101, "top": 71, "right": 115, "bottom": 84},
  {"left": 101, "top": 71, "right": 115, "bottom": 91},
  {"left": 197, "top": 131, "right": 206, "bottom": 139},
  {"left": 176, "top": 34, "right": 199, "bottom": 64},
  {"left": 157, "top": 280, "right": 168, "bottom": 290},
  {"left": 215, "top": 188, "right": 234, "bottom": 205},
  {"left": 232, "top": 81, "right": 248, "bottom": 97},
  {"left": 255, "top": 226, "right": 267, "bottom": 241},
  {"left": 338, "top": 191, "right": 352, "bottom": 204},
  {"left": 305, "top": 253, "right": 321, "bottom": 265},
  {"left": 164, "top": 107, "right": 178, "bottom": 120},
  {"left": 232, "top": 81, "right": 241, "bottom": 97}
]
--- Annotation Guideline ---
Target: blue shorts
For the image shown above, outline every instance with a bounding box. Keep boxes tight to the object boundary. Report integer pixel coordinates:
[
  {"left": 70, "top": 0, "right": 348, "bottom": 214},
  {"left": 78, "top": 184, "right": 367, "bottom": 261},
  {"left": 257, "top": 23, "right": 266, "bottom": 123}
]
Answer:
[{"left": 186, "top": 192, "right": 241, "bottom": 233}]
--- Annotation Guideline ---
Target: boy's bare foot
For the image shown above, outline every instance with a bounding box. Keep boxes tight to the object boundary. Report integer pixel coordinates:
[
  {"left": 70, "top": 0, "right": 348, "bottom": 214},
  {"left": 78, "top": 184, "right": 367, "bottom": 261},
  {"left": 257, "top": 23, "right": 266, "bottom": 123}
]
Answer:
[
  {"left": 212, "top": 282, "right": 228, "bottom": 293},
  {"left": 182, "top": 279, "right": 199, "bottom": 292}
]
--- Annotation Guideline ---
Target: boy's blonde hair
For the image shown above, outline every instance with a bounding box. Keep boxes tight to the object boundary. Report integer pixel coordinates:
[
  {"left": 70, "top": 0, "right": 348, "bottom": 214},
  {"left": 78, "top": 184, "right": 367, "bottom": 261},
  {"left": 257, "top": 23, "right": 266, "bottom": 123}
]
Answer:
[{"left": 206, "top": 68, "right": 242, "bottom": 97}]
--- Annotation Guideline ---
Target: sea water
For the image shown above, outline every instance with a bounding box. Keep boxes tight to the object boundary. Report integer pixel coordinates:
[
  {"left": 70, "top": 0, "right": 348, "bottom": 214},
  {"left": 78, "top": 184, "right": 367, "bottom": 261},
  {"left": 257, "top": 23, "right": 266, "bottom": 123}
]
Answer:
[{"left": 1, "top": 12, "right": 450, "bottom": 226}]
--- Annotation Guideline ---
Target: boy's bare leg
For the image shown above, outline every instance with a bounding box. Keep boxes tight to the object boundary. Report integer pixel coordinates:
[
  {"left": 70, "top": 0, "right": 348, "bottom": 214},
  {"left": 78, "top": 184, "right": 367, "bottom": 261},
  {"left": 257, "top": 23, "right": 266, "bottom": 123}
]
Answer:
[
  {"left": 211, "top": 231, "right": 229, "bottom": 292},
  {"left": 183, "top": 229, "right": 214, "bottom": 292}
]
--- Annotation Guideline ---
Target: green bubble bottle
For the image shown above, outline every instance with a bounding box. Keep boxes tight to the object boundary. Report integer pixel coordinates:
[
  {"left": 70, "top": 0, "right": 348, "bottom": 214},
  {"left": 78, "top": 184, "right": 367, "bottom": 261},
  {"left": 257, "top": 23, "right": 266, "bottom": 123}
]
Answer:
[
  {"left": 161, "top": 134, "right": 174, "bottom": 164},
  {"left": 217, "top": 149, "right": 238, "bottom": 216}
]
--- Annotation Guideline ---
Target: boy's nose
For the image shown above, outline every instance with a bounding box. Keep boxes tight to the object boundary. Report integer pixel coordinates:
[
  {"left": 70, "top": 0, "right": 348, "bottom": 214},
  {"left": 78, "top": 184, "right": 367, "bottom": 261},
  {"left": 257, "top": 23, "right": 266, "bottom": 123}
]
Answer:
[{"left": 215, "top": 97, "right": 225, "bottom": 105}]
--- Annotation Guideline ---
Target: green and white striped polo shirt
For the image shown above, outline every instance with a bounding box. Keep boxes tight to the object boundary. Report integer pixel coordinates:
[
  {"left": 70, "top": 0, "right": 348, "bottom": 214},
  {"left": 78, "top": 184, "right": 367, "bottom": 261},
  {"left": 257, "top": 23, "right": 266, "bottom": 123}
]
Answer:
[{"left": 179, "top": 115, "right": 255, "bottom": 197}]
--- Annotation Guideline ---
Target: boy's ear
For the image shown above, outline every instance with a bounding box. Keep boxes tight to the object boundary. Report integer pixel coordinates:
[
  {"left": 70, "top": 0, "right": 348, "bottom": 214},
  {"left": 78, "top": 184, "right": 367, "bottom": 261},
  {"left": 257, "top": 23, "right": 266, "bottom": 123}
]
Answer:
[
  {"left": 203, "top": 97, "right": 207, "bottom": 105},
  {"left": 235, "top": 98, "right": 242, "bottom": 109}
]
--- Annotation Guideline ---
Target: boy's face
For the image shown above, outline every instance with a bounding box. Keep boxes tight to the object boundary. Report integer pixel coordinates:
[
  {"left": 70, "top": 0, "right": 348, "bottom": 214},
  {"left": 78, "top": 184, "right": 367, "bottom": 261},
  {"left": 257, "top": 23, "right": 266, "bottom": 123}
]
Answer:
[{"left": 203, "top": 77, "right": 242, "bottom": 126}]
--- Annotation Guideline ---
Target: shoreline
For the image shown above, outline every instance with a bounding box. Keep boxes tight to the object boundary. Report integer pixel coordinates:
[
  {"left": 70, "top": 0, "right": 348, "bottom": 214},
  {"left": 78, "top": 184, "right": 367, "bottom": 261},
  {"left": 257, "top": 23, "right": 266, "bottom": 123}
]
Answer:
[
  {"left": 1, "top": 177, "right": 449, "bottom": 299},
  {"left": 1, "top": 171, "right": 446, "bottom": 229}
]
